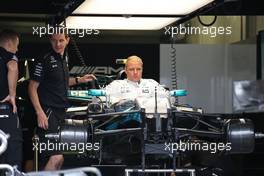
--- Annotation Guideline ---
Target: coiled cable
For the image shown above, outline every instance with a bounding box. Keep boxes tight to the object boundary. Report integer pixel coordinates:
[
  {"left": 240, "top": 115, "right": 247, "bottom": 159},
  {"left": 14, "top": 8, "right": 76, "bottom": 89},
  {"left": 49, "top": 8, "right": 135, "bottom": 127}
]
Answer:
[
  {"left": 171, "top": 42, "right": 178, "bottom": 104},
  {"left": 70, "top": 36, "right": 87, "bottom": 67}
]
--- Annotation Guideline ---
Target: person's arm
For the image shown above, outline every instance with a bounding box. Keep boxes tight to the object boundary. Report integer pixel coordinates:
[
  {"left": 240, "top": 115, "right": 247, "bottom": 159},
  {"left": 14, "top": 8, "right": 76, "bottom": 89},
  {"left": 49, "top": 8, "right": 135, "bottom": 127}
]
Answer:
[
  {"left": 157, "top": 84, "right": 170, "bottom": 98},
  {"left": 28, "top": 80, "right": 49, "bottom": 130},
  {"left": 2, "top": 60, "right": 18, "bottom": 113},
  {"left": 148, "top": 79, "right": 170, "bottom": 98},
  {"left": 69, "top": 74, "right": 96, "bottom": 86},
  {"left": 105, "top": 80, "right": 123, "bottom": 104}
]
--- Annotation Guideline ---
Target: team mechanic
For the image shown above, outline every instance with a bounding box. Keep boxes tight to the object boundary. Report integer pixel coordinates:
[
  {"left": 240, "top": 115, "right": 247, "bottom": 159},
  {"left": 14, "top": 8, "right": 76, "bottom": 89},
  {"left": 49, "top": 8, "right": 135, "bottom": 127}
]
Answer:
[
  {"left": 0, "top": 29, "right": 22, "bottom": 170},
  {"left": 28, "top": 33, "right": 96, "bottom": 171}
]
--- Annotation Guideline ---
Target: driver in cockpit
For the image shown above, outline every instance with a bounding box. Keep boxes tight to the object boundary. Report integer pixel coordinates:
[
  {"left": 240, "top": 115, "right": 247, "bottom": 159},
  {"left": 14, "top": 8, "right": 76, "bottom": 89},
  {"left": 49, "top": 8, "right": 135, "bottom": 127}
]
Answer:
[
  {"left": 103, "top": 55, "right": 171, "bottom": 130},
  {"left": 105, "top": 55, "right": 169, "bottom": 105}
]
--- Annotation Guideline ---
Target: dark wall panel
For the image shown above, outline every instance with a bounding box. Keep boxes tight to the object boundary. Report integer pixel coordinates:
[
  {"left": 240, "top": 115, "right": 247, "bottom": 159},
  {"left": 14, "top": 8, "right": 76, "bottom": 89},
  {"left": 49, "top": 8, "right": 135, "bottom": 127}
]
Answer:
[{"left": 18, "top": 42, "right": 160, "bottom": 82}]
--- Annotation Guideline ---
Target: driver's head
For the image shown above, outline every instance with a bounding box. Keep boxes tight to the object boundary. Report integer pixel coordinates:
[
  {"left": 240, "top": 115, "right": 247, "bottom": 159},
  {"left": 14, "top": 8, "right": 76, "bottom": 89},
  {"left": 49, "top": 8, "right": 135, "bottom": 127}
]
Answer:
[{"left": 125, "top": 55, "right": 143, "bottom": 82}]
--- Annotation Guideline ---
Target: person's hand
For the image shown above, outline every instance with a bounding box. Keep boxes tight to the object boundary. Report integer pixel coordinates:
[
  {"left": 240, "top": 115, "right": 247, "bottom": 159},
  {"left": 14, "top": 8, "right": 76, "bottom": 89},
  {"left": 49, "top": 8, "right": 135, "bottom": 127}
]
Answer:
[
  {"left": 37, "top": 110, "right": 49, "bottom": 130},
  {"left": 0, "top": 95, "right": 17, "bottom": 113},
  {"left": 80, "top": 74, "right": 96, "bottom": 83}
]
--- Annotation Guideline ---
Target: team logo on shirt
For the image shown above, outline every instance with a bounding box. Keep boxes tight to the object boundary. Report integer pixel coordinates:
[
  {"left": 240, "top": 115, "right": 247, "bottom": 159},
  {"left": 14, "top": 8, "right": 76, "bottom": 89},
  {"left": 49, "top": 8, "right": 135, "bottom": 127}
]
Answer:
[
  {"left": 34, "top": 63, "right": 43, "bottom": 77},
  {"left": 121, "top": 86, "right": 130, "bottom": 93},
  {"left": 49, "top": 56, "right": 58, "bottom": 68},
  {"left": 49, "top": 56, "right": 57, "bottom": 63},
  {"left": 142, "top": 87, "right": 150, "bottom": 93}
]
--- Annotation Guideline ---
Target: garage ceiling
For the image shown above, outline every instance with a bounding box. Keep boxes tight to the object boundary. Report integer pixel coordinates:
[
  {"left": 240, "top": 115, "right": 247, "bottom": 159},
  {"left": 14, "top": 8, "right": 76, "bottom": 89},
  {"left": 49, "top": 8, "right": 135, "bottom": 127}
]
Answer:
[{"left": 0, "top": 0, "right": 263, "bottom": 43}]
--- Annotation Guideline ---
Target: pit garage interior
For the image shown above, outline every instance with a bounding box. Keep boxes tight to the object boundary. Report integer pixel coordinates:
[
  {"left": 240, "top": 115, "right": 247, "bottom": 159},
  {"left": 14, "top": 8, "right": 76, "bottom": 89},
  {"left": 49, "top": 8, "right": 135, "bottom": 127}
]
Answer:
[{"left": 1, "top": 0, "right": 264, "bottom": 176}]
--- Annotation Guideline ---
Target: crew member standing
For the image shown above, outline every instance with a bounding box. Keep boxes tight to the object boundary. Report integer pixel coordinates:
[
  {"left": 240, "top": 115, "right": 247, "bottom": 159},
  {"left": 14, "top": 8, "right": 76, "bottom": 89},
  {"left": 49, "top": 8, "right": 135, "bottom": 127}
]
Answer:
[
  {"left": 28, "top": 33, "right": 96, "bottom": 171},
  {"left": 0, "top": 29, "right": 22, "bottom": 170}
]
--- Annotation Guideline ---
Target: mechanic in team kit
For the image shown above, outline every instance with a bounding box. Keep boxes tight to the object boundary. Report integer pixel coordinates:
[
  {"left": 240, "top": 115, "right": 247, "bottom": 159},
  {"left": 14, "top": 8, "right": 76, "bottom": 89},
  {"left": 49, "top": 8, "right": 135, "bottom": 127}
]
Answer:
[
  {"left": 0, "top": 29, "right": 22, "bottom": 170},
  {"left": 28, "top": 32, "right": 96, "bottom": 171}
]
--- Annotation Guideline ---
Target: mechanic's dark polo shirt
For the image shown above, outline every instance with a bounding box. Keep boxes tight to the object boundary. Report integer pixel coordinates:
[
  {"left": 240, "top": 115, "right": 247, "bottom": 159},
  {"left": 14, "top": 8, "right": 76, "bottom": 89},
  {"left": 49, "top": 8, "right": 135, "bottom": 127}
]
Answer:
[
  {"left": 30, "top": 50, "right": 69, "bottom": 108},
  {"left": 0, "top": 47, "right": 18, "bottom": 101}
]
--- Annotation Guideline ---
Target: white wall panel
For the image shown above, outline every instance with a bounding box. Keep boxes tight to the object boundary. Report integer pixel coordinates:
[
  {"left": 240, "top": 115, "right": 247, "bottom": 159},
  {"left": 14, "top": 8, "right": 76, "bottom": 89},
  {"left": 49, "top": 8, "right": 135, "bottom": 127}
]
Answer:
[{"left": 160, "top": 44, "right": 256, "bottom": 113}]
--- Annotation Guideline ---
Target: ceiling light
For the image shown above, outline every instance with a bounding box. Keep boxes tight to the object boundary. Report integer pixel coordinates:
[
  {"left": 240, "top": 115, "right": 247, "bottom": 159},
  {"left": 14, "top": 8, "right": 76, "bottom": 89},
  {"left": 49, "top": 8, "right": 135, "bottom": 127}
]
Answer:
[
  {"left": 66, "top": 16, "right": 179, "bottom": 30},
  {"left": 73, "top": 0, "right": 214, "bottom": 15},
  {"left": 64, "top": 0, "right": 215, "bottom": 30}
]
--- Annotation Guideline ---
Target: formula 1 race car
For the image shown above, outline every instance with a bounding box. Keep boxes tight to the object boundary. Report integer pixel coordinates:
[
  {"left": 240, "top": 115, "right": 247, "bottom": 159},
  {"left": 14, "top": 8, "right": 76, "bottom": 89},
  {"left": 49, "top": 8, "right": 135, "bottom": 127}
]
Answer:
[{"left": 40, "top": 85, "right": 263, "bottom": 176}]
